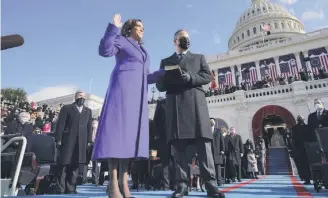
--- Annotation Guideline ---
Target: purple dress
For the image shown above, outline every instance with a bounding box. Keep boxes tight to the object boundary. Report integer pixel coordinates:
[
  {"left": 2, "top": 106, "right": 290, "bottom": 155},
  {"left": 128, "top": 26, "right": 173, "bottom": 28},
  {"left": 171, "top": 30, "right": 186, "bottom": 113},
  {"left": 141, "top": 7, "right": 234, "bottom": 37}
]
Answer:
[{"left": 92, "top": 23, "right": 163, "bottom": 160}]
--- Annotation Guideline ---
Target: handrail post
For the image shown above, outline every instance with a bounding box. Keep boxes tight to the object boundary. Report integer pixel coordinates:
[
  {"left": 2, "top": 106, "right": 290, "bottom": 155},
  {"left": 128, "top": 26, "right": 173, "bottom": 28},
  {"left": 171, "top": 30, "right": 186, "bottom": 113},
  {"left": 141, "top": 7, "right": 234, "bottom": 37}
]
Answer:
[{"left": 1, "top": 136, "right": 27, "bottom": 196}]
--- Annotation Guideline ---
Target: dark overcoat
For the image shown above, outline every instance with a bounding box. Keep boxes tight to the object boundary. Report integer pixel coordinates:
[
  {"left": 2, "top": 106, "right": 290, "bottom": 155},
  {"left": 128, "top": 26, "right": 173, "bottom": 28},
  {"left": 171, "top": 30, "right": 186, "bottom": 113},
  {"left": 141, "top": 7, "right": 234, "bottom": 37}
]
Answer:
[
  {"left": 156, "top": 51, "right": 212, "bottom": 142},
  {"left": 307, "top": 109, "right": 328, "bottom": 130},
  {"left": 55, "top": 103, "right": 92, "bottom": 165},
  {"left": 225, "top": 134, "right": 244, "bottom": 165},
  {"left": 212, "top": 129, "right": 225, "bottom": 165}
]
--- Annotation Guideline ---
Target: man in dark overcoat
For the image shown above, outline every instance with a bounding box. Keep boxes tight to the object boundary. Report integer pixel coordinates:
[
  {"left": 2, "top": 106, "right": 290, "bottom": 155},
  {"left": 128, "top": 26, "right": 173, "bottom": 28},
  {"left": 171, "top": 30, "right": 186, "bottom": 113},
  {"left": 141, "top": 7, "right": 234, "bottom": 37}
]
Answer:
[
  {"left": 153, "top": 98, "right": 173, "bottom": 190},
  {"left": 292, "top": 115, "right": 316, "bottom": 185},
  {"left": 54, "top": 91, "right": 92, "bottom": 194},
  {"left": 210, "top": 119, "right": 225, "bottom": 186},
  {"left": 224, "top": 127, "right": 243, "bottom": 183},
  {"left": 307, "top": 99, "right": 328, "bottom": 130},
  {"left": 156, "top": 29, "right": 224, "bottom": 198}
]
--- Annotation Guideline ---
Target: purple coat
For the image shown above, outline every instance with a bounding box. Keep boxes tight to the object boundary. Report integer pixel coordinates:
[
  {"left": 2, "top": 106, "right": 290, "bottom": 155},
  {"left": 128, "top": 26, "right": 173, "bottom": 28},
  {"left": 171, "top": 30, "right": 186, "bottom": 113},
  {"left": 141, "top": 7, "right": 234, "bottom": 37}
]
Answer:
[{"left": 92, "top": 23, "right": 163, "bottom": 160}]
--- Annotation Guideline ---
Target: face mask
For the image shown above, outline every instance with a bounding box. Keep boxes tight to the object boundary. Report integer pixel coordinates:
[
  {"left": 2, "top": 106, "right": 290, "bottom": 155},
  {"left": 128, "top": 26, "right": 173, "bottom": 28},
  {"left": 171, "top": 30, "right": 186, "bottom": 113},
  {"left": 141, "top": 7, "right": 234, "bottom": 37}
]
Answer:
[
  {"left": 315, "top": 103, "right": 323, "bottom": 111},
  {"left": 178, "top": 36, "right": 190, "bottom": 50},
  {"left": 75, "top": 98, "right": 85, "bottom": 107}
]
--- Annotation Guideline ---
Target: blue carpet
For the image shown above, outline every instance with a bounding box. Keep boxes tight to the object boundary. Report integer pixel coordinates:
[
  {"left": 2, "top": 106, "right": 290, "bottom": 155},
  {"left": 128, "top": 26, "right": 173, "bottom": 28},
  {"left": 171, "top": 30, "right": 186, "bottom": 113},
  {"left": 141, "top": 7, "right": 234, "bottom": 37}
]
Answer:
[
  {"left": 12, "top": 175, "right": 328, "bottom": 198},
  {"left": 268, "top": 148, "right": 290, "bottom": 175}
]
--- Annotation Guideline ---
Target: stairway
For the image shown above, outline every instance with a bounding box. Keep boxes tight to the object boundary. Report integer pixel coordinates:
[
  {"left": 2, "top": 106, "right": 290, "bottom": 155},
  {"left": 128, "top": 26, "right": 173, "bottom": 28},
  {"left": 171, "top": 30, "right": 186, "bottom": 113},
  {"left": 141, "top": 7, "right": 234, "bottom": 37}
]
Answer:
[{"left": 267, "top": 147, "right": 291, "bottom": 175}]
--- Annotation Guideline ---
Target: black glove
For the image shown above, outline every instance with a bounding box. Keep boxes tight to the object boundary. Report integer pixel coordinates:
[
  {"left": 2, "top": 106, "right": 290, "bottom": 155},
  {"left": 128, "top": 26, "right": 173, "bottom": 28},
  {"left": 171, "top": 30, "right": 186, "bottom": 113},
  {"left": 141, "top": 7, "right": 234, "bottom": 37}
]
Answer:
[
  {"left": 180, "top": 71, "right": 191, "bottom": 84},
  {"left": 56, "top": 141, "right": 61, "bottom": 149}
]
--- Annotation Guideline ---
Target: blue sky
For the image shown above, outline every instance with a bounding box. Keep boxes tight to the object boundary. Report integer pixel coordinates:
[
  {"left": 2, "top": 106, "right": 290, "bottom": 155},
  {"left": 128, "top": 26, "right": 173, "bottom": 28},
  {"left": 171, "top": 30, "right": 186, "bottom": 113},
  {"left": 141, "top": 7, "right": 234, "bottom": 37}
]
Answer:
[{"left": 2, "top": 0, "right": 327, "bottom": 101}]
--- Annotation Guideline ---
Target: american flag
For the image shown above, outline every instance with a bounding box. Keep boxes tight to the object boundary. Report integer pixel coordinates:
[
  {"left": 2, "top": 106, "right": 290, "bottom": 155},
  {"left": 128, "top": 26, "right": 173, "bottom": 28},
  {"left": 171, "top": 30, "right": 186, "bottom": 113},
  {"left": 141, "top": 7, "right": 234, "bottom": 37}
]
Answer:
[
  {"left": 242, "top": 67, "right": 257, "bottom": 84},
  {"left": 279, "top": 59, "right": 299, "bottom": 79},
  {"left": 310, "top": 53, "right": 328, "bottom": 74},
  {"left": 260, "top": 63, "right": 278, "bottom": 80},
  {"left": 218, "top": 71, "right": 232, "bottom": 89}
]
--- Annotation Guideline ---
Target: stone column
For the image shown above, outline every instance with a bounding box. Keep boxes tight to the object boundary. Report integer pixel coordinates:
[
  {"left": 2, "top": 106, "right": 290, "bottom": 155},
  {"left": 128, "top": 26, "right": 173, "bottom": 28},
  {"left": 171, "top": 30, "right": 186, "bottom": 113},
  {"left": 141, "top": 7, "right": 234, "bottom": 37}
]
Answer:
[
  {"left": 274, "top": 56, "right": 281, "bottom": 76},
  {"left": 255, "top": 60, "right": 261, "bottom": 80},
  {"left": 302, "top": 50, "right": 314, "bottom": 80},
  {"left": 237, "top": 64, "right": 242, "bottom": 85},
  {"left": 294, "top": 52, "right": 303, "bottom": 72},
  {"left": 230, "top": 66, "right": 236, "bottom": 85}
]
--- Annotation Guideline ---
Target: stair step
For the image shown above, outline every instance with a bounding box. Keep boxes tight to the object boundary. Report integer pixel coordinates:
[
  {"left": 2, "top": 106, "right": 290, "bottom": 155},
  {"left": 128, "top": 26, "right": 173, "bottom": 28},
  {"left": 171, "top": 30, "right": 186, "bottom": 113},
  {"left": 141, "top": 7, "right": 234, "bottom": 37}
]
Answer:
[{"left": 267, "top": 148, "right": 290, "bottom": 175}]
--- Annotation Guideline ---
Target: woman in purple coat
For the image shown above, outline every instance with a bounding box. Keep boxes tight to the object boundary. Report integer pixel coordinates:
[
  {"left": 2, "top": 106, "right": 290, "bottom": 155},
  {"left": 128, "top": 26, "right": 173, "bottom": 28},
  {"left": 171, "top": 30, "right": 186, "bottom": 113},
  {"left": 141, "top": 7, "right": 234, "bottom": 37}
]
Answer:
[{"left": 92, "top": 14, "right": 162, "bottom": 198}]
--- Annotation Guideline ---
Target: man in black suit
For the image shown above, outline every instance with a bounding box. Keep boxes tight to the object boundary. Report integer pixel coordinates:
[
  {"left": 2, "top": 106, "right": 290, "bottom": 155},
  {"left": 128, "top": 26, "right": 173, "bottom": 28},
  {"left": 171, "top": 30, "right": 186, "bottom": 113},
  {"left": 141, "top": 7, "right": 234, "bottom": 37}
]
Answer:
[
  {"left": 225, "top": 127, "right": 243, "bottom": 183},
  {"left": 307, "top": 99, "right": 328, "bottom": 130},
  {"left": 55, "top": 91, "right": 93, "bottom": 194},
  {"left": 156, "top": 29, "right": 225, "bottom": 198},
  {"left": 210, "top": 118, "right": 225, "bottom": 186},
  {"left": 154, "top": 98, "right": 173, "bottom": 190}
]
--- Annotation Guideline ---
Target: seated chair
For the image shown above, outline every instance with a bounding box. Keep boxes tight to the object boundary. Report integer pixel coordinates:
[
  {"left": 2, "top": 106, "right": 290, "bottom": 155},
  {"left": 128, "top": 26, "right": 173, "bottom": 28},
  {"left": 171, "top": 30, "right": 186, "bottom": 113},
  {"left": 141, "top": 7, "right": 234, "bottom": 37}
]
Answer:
[{"left": 24, "top": 133, "right": 57, "bottom": 194}]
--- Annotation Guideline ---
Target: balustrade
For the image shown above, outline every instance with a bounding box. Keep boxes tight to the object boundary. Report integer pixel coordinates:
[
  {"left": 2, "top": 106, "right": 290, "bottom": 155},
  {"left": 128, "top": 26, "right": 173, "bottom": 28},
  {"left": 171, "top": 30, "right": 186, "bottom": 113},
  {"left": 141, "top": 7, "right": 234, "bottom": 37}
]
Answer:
[{"left": 206, "top": 79, "right": 328, "bottom": 106}]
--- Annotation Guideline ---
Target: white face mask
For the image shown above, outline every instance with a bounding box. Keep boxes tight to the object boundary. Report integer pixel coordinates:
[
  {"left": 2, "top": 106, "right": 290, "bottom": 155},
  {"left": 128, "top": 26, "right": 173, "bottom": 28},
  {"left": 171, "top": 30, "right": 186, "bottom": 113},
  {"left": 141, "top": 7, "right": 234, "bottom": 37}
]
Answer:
[{"left": 315, "top": 103, "right": 324, "bottom": 111}]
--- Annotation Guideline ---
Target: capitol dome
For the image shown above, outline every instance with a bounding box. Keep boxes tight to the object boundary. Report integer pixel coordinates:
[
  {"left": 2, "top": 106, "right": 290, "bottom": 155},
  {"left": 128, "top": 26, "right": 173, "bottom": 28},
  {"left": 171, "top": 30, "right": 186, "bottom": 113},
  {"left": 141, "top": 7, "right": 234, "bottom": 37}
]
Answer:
[{"left": 228, "top": 0, "right": 305, "bottom": 50}]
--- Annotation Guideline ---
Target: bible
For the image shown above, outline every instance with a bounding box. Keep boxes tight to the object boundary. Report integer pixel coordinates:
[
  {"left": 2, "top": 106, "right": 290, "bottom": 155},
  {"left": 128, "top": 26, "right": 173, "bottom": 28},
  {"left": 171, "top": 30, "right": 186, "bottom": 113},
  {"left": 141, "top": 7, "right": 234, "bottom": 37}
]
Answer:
[{"left": 164, "top": 65, "right": 182, "bottom": 82}]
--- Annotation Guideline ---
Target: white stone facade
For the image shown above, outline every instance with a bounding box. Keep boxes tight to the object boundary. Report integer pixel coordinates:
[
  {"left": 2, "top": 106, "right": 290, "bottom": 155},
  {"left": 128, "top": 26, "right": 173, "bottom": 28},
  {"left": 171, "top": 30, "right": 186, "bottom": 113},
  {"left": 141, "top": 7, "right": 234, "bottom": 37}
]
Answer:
[{"left": 35, "top": 94, "right": 104, "bottom": 117}]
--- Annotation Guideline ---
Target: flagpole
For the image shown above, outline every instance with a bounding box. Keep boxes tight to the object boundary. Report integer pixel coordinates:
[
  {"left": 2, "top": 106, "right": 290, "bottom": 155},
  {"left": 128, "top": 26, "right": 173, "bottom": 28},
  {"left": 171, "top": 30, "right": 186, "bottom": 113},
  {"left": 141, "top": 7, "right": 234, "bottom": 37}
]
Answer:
[{"left": 88, "top": 78, "right": 93, "bottom": 94}]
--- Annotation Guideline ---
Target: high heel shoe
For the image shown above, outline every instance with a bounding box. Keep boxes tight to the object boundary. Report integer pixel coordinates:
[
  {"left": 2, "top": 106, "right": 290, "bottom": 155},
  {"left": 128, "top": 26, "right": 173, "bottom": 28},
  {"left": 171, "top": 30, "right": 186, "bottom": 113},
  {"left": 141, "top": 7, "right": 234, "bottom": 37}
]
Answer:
[{"left": 119, "top": 184, "right": 135, "bottom": 198}]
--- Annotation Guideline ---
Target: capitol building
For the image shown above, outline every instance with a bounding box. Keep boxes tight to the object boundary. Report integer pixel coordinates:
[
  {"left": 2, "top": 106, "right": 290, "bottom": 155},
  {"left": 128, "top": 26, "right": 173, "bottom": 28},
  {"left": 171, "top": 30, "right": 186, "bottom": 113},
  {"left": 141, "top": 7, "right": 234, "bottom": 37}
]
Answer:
[{"left": 149, "top": 0, "right": 328, "bottom": 143}]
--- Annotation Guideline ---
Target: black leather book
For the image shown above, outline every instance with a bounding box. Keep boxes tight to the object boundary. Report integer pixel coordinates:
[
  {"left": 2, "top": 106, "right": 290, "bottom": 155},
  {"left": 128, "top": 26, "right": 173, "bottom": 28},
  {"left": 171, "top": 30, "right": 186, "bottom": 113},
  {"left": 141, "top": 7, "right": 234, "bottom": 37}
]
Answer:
[{"left": 164, "top": 65, "right": 182, "bottom": 83}]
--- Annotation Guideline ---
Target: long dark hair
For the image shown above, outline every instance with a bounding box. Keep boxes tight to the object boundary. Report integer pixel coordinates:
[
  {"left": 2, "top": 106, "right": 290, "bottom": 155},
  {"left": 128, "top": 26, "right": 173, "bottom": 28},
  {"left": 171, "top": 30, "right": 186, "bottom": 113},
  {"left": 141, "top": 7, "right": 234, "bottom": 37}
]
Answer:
[{"left": 120, "top": 19, "right": 143, "bottom": 44}]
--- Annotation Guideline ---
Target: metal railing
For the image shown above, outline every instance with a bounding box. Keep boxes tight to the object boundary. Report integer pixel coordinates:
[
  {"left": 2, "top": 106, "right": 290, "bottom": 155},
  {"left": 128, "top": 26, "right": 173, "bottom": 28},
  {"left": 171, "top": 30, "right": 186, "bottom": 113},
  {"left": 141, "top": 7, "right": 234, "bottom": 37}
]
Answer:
[{"left": 1, "top": 136, "right": 27, "bottom": 196}]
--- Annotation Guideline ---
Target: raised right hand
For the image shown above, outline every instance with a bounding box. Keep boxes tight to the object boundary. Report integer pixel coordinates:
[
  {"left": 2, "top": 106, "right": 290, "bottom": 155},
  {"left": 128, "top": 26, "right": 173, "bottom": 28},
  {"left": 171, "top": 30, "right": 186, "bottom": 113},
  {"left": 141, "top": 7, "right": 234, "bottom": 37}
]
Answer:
[{"left": 113, "top": 14, "right": 123, "bottom": 28}]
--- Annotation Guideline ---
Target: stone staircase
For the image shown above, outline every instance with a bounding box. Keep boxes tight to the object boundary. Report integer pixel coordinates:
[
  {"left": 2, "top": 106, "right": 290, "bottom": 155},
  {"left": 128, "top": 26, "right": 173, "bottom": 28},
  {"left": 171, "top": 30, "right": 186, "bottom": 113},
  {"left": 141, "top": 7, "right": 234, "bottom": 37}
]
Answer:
[{"left": 267, "top": 147, "right": 291, "bottom": 175}]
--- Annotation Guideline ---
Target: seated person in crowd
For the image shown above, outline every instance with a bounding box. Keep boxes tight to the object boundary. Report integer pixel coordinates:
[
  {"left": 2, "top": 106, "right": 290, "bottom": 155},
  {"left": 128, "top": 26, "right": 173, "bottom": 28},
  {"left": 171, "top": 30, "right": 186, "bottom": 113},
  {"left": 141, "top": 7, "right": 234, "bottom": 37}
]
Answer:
[{"left": 5, "top": 112, "right": 33, "bottom": 137}]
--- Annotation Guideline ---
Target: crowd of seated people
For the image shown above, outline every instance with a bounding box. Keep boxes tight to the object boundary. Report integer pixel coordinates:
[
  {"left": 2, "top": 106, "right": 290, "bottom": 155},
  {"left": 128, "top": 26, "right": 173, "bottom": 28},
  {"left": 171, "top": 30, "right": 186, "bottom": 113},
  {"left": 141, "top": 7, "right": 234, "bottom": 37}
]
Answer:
[
  {"left": 205, "top": 68, "right": 328, "bottom": 97},
  {"left": 1, "top": 101, "right": 61, "bottom": 136}
]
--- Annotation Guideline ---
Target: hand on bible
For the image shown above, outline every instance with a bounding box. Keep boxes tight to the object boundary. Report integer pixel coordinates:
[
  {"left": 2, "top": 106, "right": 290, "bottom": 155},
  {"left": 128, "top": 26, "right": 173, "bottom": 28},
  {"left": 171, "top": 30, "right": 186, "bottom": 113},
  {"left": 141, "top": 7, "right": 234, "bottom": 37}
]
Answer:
[
  {"left": 180, "top": 71, "right": 191, "bottom": 84},
  {"left": 113, "top": 14, "right": 123, "bottom": 28}
]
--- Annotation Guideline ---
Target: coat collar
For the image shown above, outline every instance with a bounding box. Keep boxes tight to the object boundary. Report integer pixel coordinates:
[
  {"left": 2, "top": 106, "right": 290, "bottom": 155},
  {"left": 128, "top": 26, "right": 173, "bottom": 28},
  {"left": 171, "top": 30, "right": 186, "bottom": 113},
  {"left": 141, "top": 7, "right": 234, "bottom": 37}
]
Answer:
[
  {"left": 167, "top": 51, "right": 191, "bottom": 66},
  {"left": 126, "top": 37, "right": 147, "bottom": 62},
  {"left": 72, "top": 103, "right": 86, "bottom": 114}
]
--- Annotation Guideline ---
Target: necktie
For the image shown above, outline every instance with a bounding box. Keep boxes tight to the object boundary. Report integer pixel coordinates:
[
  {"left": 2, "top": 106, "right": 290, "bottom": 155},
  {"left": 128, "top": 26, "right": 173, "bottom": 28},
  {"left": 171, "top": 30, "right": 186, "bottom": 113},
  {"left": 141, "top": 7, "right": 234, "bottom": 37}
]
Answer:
[
  {"left": 317, "top": 112, "right": 321, "bottom": 120},
  {"left": 178, "top": 54, "right": 184, "bottom": 60}
]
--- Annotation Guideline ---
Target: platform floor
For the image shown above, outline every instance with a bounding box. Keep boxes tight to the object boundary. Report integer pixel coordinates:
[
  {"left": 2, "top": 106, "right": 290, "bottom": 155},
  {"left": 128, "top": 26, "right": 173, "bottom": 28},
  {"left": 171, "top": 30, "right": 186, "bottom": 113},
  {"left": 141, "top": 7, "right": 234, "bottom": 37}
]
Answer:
[{"left": 14, "top": 175, "right": 328, "bottom": 198}]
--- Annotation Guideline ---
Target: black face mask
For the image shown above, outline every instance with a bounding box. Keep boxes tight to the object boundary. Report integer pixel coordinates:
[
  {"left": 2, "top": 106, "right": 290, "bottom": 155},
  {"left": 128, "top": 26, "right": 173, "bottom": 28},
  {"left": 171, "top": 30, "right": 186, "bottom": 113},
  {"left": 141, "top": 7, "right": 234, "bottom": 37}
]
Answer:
[
  {"left": 75, "top": 98, "right": 85, "bottom": 107},
  {"left": 297, "top": 119, "right": 304, "bottom": 124},
  {"left": 178, "top": 36, "right": 190, "bottom": 50}
]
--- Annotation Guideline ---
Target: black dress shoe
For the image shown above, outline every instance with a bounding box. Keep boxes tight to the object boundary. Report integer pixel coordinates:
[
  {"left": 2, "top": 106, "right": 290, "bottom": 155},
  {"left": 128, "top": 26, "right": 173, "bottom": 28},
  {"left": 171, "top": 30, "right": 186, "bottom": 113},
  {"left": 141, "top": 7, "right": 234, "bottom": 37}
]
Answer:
[
  {"left": 172, "top": 186, "right": 188, "bottom": 198},
  {"left": 205, "top": 182, "right": 225, "bottom": 198}
]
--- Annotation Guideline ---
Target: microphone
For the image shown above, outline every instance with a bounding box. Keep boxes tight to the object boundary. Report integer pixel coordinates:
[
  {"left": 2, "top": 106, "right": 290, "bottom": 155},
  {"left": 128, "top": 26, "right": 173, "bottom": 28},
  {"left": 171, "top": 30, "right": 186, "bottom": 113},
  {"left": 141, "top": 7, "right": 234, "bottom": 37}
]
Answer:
[{"left": 1, "top": 34, "right": 24, "bottom": 50}]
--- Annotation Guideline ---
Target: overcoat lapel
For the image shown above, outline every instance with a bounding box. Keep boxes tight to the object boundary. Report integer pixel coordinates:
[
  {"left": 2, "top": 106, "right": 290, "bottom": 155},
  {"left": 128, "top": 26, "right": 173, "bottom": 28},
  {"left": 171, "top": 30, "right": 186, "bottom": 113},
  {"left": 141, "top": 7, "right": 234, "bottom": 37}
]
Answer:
[
  {"left": 167, "top": 51, "right": 191, "bottom": 70},
  {"left": 126, "top": 37, "right": 146, "bottom": 62}
]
